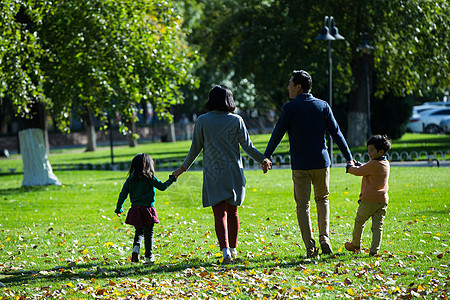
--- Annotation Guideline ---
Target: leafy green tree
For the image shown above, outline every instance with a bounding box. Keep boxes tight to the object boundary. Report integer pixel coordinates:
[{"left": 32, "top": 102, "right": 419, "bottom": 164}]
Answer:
[
  {"left": 40, "top": 0, "right": 198, "bottom": 134},
  {"left": 0, "top": 0, "right": 198, "bottom": 185},
  {"left": 340, "top": 0, "right": 449, "bottom": 145},
  {"left": 0, "top": 1, "right": 49, "bottom": 117},
  {"left": 179, "top": 0, "right": 449, "bottom": 146}
]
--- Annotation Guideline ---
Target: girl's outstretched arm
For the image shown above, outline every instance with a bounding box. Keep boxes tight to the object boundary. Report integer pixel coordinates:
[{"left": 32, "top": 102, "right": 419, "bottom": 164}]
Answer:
[{"left": 152, "top": 175, "right": 177, "bottom": 191}]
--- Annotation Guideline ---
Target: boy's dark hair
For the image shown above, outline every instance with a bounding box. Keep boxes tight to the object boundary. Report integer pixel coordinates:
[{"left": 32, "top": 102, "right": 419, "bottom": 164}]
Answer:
[
  {"left": 128, "top": 153, "right": 155, "bottom": 180},
  {"left": 367, "top": 134, "right": 391, "bottom": 154},
  {"left": 205, "top": 85, "right": 236, "bottom": 112},
  {"left": 292, "top": 70, "right": 312, "bottom": 92}
]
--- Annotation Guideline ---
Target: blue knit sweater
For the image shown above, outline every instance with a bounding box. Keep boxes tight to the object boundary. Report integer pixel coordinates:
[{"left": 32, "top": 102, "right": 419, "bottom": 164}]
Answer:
[{"left": 264, "top": 93, "right": 352, "bottom": 170}]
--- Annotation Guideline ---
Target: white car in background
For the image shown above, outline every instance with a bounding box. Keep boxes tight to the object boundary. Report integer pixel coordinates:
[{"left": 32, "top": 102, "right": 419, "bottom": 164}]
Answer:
[
  {"left": 407, "top": 104, "right": 450, "bottom": 133},
  {"left": 407, "top": 105, "right": 436, "bottom": 133},
  {"left": 406, "top": 111, "right": 423, "bottom": 133},
  {"left": 421, "top": 101, "right": 450, "bottom": 107},
  {"left": 418, "top": 108, "right": 450, "bottom": 133},
  {"left": 440, "top": 116, "right": 450, "bottom": 134}
]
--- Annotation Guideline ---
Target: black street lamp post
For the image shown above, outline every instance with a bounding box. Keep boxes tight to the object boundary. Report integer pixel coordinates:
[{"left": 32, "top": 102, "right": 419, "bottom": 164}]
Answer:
[
  {"left": 107, "top": 110, "right": 115, "bottom": 166},
  {"left": 315, "top": 16, "right": 345, "bottom": 164},
  {"left": 357, "top": 33, "right": 374, "bottom": 140}
]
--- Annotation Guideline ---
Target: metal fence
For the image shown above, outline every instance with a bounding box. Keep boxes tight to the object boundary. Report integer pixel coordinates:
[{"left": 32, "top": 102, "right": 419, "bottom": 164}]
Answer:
[{"left": 1, "top": 150, "right": 448, "bottom": 174}]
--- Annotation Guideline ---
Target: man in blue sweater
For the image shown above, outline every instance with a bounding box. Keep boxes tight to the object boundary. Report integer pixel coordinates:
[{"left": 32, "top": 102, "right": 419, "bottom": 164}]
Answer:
[{"left": 264, "top": 70, "right": 353, "bottom": 258}]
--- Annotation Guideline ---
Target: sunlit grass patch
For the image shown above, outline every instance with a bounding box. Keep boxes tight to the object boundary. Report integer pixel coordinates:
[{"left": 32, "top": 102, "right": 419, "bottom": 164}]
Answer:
[{"left": 0, "top": 167, "right": 449, "bottom": 299}]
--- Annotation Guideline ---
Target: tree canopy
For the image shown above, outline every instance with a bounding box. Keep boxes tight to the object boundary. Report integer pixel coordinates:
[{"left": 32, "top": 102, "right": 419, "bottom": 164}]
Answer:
[
  {"left": 1, "top": 0, "right": 199, "bottom": 132},
  {"left": 0, "top": 1, "right": 47, "bottom": 114},
  {"left": 179, "top": 0, "right": 449, "bottom": 142},
  {"left": 183, "top": 0, "right": 449, "bottom": 103},
  {"left": 2, "top": 0, "right": 449, "bottom": 144}
]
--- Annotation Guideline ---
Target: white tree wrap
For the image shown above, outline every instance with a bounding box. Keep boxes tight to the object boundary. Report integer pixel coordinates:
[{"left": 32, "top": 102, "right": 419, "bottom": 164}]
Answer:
[{"left": 19, "top": 128, "right": 61, "bottom": 186}]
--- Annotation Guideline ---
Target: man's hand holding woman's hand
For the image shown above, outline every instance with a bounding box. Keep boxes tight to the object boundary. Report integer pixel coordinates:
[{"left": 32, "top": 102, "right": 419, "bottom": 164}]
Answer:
[{"left": 261, "top": 158, "right": 272, "bottom": 174}]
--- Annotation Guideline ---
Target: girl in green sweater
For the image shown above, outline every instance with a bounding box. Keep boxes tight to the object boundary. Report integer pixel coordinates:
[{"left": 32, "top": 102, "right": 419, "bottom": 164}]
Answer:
[{"left": 115, "top": 153, "right": 176, "bottom": 264}]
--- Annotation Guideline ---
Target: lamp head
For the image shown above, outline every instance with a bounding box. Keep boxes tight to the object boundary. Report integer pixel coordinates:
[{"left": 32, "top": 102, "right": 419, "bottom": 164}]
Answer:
[
  {"left": 358, "top": 33, "right": 374, "bottom": 54},
  {"left": 315, "top": 25, "right": 335, "bottom": 41},
  {"left": 330, "top": 26, "right": 345, "bottom": 40}
]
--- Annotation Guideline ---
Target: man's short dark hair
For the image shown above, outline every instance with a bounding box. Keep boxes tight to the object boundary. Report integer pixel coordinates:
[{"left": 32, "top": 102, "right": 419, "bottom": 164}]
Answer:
[
  {"left": 292, "top": 70, "right": 312, "bottom": 92},
  {"left": 367, "top": 134, "right": 391, "bottom": 154},
  {"left": 205, "top": 85, "right": 236, "bottom": 112}
]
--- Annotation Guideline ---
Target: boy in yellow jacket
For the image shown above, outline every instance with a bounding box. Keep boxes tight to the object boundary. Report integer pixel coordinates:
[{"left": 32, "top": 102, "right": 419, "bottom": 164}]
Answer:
[{"left": 345, "top": 135, "right": 391, "bottom": 256}]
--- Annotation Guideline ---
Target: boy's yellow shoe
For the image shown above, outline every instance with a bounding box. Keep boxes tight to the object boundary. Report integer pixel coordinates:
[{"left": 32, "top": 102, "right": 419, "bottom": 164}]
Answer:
[{"left": 344, "top": 242, "right": 360, "bottom": 252}]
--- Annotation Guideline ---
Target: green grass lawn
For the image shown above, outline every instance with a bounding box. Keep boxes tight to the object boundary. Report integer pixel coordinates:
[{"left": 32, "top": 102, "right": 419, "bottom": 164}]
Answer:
[{"left": 1, "top": 167, "right": 449, "bottom": 299}]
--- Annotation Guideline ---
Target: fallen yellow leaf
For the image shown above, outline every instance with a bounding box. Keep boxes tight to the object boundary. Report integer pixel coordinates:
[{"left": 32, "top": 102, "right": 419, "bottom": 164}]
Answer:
[{"left": 96, "top": 288, "right": 108, "bottom": 295}]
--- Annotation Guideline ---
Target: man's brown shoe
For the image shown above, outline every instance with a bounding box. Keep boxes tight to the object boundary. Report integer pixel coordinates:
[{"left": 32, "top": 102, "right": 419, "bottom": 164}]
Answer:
[{"left": 344, "top": 242, "right": 360, "bottom": 252}]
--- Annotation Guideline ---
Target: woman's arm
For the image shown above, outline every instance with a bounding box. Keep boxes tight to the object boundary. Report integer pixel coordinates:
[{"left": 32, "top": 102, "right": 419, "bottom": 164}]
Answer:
[
  {"left": 174, "top": 118, "right": 204, "bottom": 177},
  {"left": 237, "top": 117, "right": 266, "bottom": 164}
]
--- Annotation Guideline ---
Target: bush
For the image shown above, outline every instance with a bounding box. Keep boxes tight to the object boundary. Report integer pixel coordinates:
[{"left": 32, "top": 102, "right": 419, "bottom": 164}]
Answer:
[{"left": 371, "top": 94, "right": 414, "bottom": 139}]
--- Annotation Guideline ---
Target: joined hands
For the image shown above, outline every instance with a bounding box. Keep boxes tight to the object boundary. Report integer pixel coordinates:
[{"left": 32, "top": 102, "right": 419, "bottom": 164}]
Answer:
[{"left": 261, "top": 158, "right": 272, "bottom": 174}]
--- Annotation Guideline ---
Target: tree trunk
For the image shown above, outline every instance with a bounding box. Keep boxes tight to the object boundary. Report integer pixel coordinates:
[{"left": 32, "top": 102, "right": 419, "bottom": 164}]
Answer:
[
  {"left": 346, "top": 111, "right": 367, "bottom": 147},
  {"left": 84, "top": 109, "right": 97, "bottom": 152},
  {"left": 128, "top": 120, "right": 137, "bottom": 147},
  {"left": 347, "top": 55, "right": 372, "bottom": 147},
  {"left": 19, "top": 101, "right": 61, "bottom": 186},
  {"left": 0, "top": 100, "right": 8, "bottom": 134},
  {"left": 257, "top": 114, "right": 265, "bottom": 134},
  {"left": 167, "top": 122, "right": 176, "bottom": 142},
  {"left": 19, "top": 128, "right": 61, "bottom": 186}
]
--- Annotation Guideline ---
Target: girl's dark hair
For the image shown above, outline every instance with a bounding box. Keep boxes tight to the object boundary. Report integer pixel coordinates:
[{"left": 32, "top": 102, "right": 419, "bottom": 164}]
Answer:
[
  {"left": 128, "top": 153, "right": 155, "bottom": 180},
  {"left": 205, "top": 85, "right": 236, "bottom": 112},
  {"left": 367, "top": 134, "right": 392, "bottom": 153}
]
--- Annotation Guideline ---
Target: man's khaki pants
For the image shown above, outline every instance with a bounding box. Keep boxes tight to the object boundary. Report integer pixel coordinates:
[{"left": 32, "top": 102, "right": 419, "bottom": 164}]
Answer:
[{"left": 292, "top": 168, "right": 330, "bottom": 252}]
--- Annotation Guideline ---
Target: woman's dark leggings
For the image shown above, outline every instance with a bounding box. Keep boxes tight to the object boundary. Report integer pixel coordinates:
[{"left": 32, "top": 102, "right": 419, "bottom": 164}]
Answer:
[
  {"left": 212, "top": 201, "right": 239, "bottom": 250},
  {"left": 133, "top": 223, "right": 154, "bottom": 258}
]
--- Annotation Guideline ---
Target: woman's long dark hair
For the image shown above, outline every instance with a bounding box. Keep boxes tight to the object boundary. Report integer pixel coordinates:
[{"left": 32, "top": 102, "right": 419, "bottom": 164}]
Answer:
[
  {"left": 205, "top": 85, "right": 236, "bottom": 112},
  {"left": 128, "top": 153, "right": 155, "bottom": 180}
]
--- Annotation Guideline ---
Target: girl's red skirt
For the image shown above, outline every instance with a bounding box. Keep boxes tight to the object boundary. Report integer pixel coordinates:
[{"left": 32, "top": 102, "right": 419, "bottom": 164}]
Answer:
[{"left": 125, "top": 206, "right": 159, "bottom": 227}]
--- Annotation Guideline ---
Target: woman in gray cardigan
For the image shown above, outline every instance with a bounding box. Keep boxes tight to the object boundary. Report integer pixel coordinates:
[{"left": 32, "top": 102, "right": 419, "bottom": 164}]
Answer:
[{"left": 173, "top": 85, "right": 271, "bottom": 264}]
